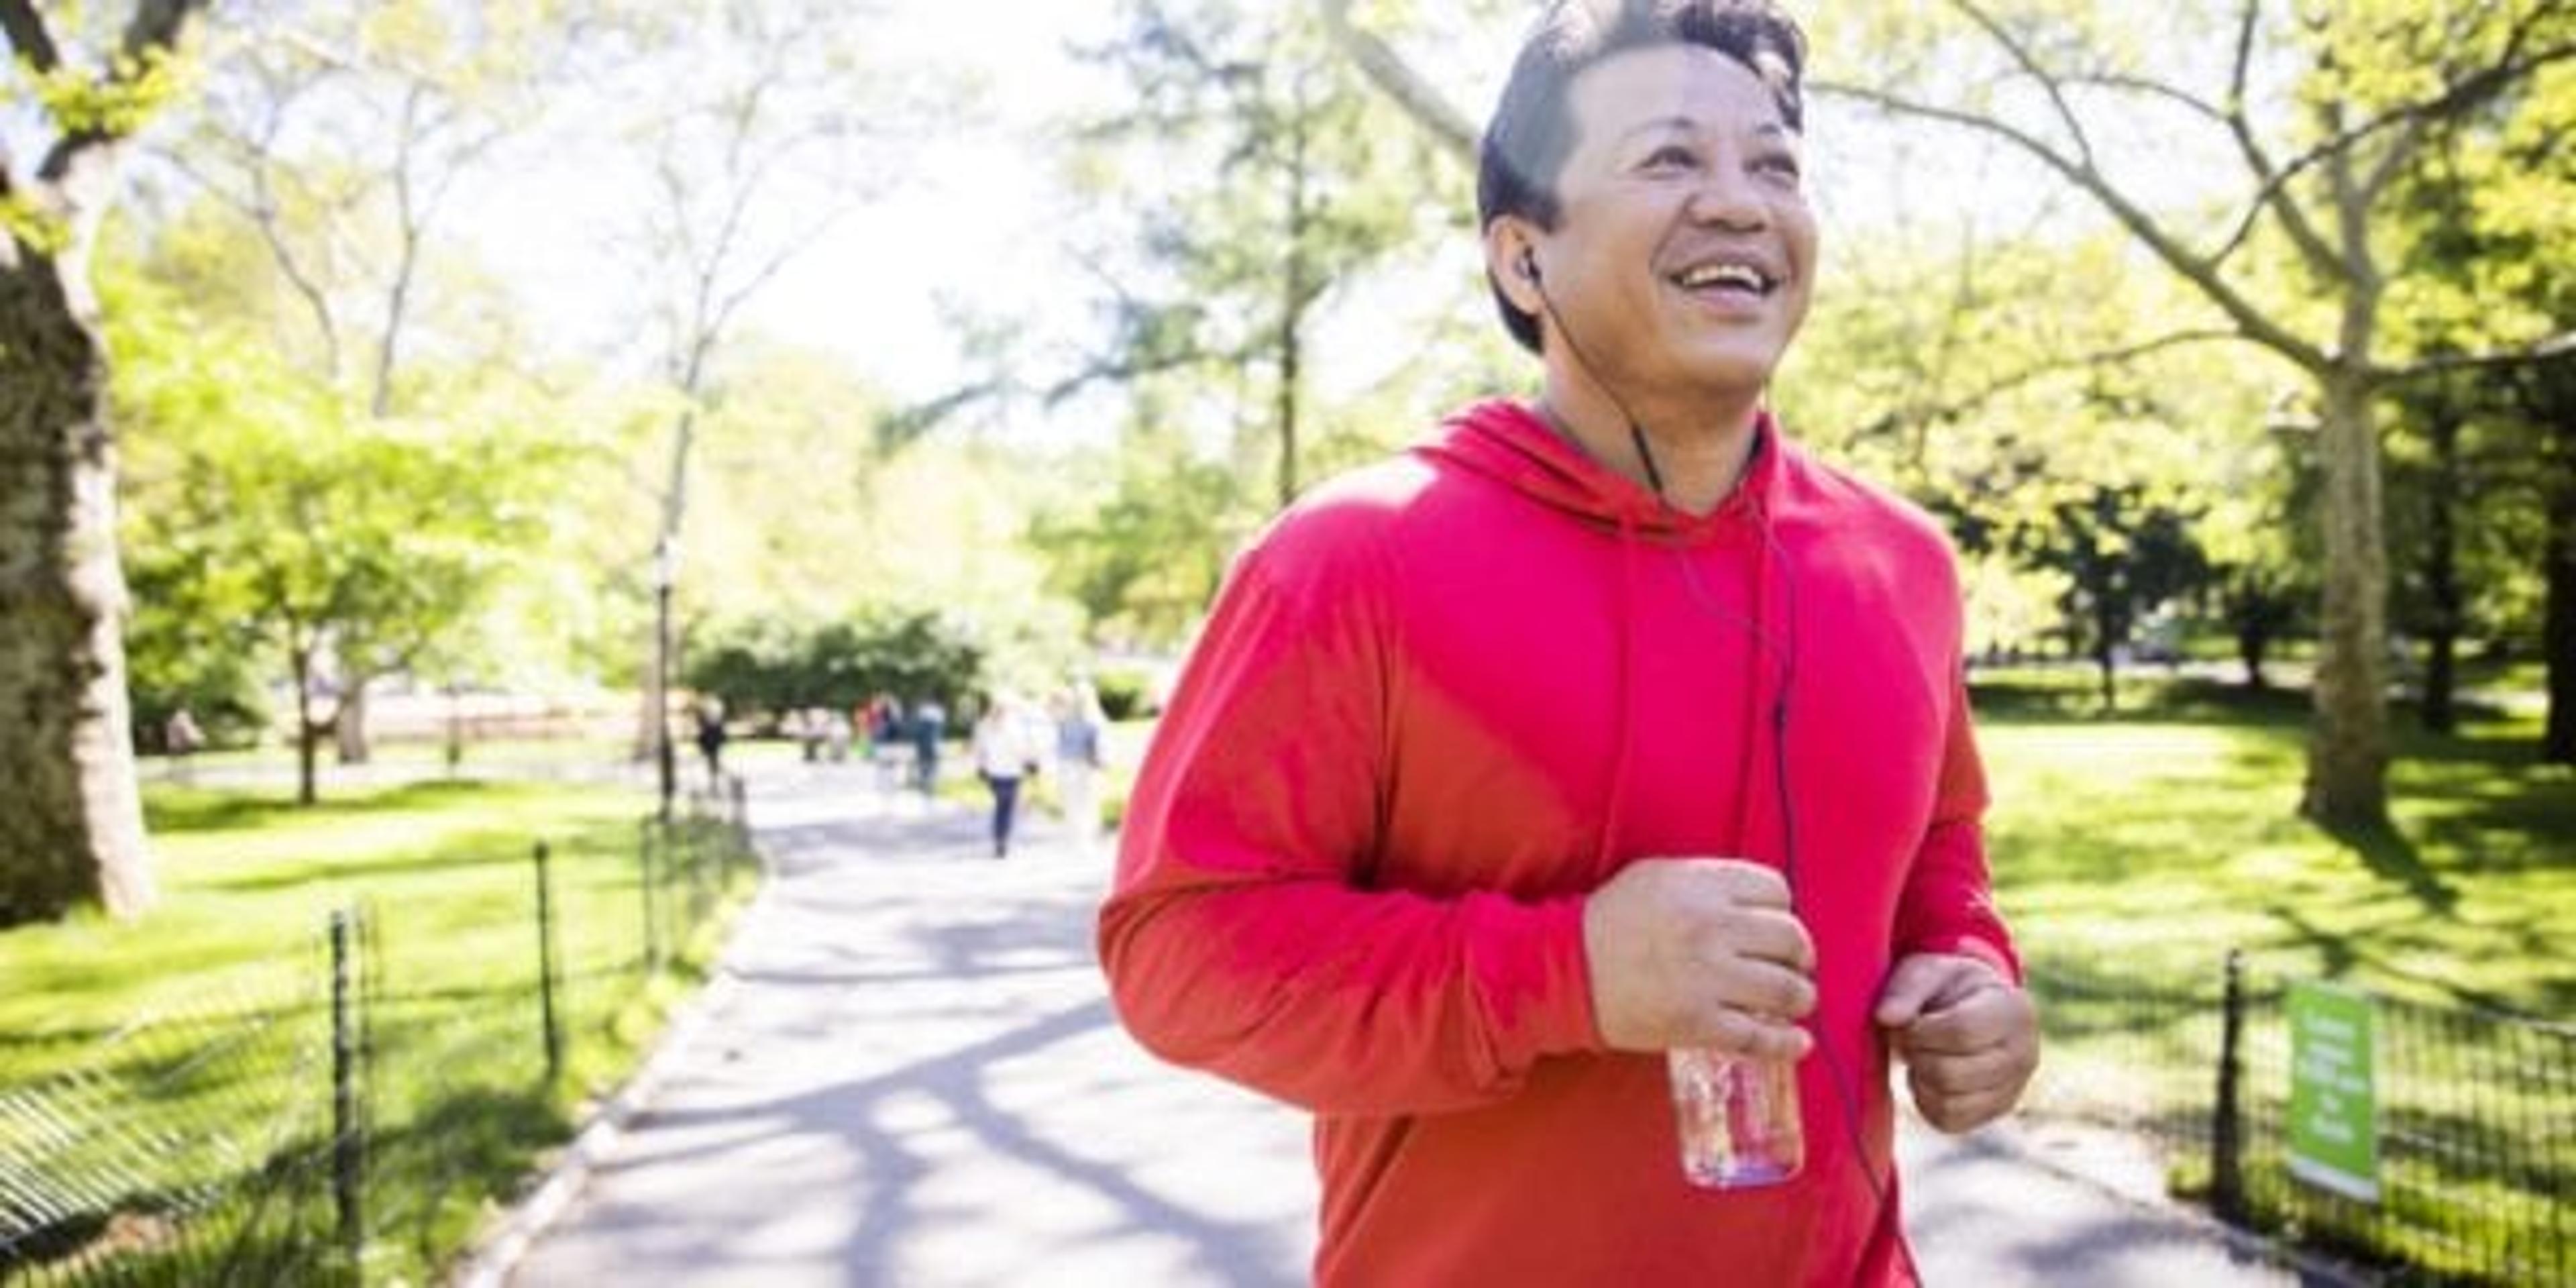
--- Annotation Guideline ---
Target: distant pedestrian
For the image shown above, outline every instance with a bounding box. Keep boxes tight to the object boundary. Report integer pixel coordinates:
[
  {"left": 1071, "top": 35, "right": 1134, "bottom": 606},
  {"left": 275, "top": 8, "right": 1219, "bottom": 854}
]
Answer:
[
  {"left": 1051, "top": 682, "right": 1108, "bottom": 849},
  {"left": 796, "top": 706, "right": 828, "bottom": 763},
  {"left": 164, "top": 708, "right": 203, "bottom": 784},
  {"left": 910, "top": 698, "right": 947, "bottom": 796},
  {"left": 973, "top": 694, "right": 1041, "bottom": 857},
  {"left": 694, "top": 696, "right": 729, "bottom": 784},
  {"left": 867, "top": 694, "right": 904, "bottom": 792}
]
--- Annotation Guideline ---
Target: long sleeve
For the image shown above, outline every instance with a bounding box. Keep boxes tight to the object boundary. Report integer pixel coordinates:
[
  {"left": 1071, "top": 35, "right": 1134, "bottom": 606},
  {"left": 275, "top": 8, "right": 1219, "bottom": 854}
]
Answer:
[
  {"left": 1890, "top": 665, "right": 2021, "bottom": 983},
  {"left": 1097, "top": 536, "right": 1600, "bottom": 1118}
]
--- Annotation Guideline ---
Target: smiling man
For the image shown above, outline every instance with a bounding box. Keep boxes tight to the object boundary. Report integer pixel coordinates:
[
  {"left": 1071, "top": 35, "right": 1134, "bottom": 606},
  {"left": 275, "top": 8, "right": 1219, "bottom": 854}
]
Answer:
[{"left": 1099, "top": 2, "right": 2039, "bottom": 1283}]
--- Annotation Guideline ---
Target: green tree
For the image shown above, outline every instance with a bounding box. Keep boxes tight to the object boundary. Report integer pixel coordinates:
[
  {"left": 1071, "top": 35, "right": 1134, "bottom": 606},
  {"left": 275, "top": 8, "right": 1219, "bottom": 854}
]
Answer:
[
  {"left": 112, "top": 263, "right": 556, "bottom": 804},
  {"left": 1073, "top": 0, "right": 1452, "bottom": 511},
  {"left": 1809, "top": 1, "right": 2575, "bottom": 826},
  {"left": 152, "top": 0, "right": 569, "bottom": 764},
  {"left": 2375, "top": 48, "right": 2575, "bottom": 756},
  {"left": 1031, "top": 416, "right": 1248, "bottom": 648},
  {"left": 1, "top": 0, "right": 212, "bottom": 924}
]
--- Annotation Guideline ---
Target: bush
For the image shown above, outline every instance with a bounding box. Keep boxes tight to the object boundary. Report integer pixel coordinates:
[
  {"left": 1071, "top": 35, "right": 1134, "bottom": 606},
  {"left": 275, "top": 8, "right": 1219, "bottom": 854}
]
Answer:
[
  {"left": 1093, "top": 667, "right": 1155, "bottom": 721},
  {"left": 686, "top": 608, "right": 986, "bottom": 718}
]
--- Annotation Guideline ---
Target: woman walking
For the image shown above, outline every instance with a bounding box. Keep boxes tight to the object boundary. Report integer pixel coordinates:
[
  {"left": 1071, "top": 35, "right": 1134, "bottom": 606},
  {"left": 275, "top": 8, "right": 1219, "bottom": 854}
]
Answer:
[{"left": 972, "top": 694, "right": 1039, "bottom": 857}]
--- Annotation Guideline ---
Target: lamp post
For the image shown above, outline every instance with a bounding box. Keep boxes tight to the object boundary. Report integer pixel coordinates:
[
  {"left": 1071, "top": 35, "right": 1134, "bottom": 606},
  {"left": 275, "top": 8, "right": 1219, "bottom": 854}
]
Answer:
[{"left": 653, "top": 535, "right": 679, "bottom": 824}]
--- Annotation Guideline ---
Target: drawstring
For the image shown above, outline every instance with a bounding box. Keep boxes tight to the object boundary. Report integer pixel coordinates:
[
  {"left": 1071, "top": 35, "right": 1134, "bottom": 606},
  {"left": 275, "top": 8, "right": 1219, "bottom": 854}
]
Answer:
[
  {"left": 1596, "top": 510, "right": 1643, "bottom": 869},
  {"left": 1731, "top": 502, "right": 1779, "bottom": 863}
]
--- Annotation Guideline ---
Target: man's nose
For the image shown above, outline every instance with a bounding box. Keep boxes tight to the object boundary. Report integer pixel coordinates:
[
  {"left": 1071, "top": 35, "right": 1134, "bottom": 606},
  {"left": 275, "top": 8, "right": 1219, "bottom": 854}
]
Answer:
[{"left": 1684, "top": 165, "right": 1770, "bottom": 231}]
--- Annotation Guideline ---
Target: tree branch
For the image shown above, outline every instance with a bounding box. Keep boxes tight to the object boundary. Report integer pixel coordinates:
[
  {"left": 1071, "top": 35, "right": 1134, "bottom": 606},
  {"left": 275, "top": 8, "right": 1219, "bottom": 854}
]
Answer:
[
  {"left": 119, "top": 0, "right": 203, "bottom": 62},
  {"left": 1315, "top": 0, "right": 1476, "bottom": 165},
  {"left": 1952, "top": 0, "right": 2096, "bottom": 170},
  {"left": 2390, "top": 331, "right": 2576, "bottom": 382},
  {"left": 0, "top": 0, "right": 62, "bottom": 74},
  {"left": 1916, "top": 329, "right": 2243, "bottom": 427},
  {"left": 36, "top": 0, "right": 212, "bottom": 184},
  {"left": 2061, "top": 72, "right": 2230, "bottom": 127},
  {"left": 2218, "top": 32, "right": 2576, "bottom": 271},
  {"left": 1814, "top": 78, "right": 2330, "bottom": 374},
  {"left": 2218, "top": 75, "right": 2344, "bottom": 280}
]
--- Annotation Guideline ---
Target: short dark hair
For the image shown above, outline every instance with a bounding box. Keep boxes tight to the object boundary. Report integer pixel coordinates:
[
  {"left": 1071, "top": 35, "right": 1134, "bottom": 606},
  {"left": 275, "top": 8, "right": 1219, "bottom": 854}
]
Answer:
[{"left": 1477, "top": 0, "right": 1809, "bottom": 353}]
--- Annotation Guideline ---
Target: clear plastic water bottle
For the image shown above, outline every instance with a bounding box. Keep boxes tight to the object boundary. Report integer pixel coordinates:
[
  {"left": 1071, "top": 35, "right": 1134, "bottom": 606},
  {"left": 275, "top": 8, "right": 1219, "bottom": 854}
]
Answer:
[{"left": 1667, "top": 1046, "right": 1803, "bottom": 1187}]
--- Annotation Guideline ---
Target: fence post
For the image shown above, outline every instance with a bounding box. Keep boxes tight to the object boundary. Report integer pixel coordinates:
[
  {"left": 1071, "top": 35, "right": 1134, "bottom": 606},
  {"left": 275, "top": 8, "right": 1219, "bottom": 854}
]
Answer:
[
  {"left": 329, "top": 907, "right": 366, "bottom": 1267},
  {"left": 534, "top": 841, "right": 562, "bottom": 1082},
  {"left": 2212, "top": 948, "right": 2247, "bottom": 1226}
]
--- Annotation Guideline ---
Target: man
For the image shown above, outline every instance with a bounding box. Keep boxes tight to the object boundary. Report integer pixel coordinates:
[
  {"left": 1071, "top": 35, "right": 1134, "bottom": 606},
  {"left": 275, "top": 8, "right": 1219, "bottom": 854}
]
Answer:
[{"left": 1099, "top": 2, "right": 2039, "bottom": 1283}]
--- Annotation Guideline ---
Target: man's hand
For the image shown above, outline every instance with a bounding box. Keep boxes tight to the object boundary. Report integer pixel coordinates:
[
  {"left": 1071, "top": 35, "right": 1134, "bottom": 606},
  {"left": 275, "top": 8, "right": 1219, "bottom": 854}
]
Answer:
[
  {"left": 1583, "top": 858, "right": 1815, "bottom": 1060},
  {"left": 1874, "top": 953, "right": 2039, "bottom": 1133}
]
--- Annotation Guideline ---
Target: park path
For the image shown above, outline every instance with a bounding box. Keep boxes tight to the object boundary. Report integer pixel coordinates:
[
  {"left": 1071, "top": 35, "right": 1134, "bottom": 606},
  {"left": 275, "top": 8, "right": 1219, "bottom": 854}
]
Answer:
[{"left": 494, "top": 765, "right": 2339, "bottom": 1287}]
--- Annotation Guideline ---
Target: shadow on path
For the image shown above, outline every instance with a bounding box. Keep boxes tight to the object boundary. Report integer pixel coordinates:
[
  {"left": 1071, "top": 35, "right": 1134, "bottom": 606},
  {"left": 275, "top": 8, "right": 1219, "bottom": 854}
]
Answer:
[{"left": 506, "top": 780, "right": 1309, "bottom": 1288}]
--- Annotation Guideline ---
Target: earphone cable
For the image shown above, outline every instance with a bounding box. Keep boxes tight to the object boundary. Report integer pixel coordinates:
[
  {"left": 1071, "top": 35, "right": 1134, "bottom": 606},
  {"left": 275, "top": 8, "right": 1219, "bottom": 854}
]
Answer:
[{"left": 1528, "top": 258, "right": 1921, "bottom": 1286}]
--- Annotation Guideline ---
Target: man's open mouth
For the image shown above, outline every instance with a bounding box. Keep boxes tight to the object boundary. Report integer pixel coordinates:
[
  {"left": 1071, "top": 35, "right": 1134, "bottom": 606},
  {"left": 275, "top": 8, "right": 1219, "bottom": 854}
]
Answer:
[{"left": 1671, "top": 259, "right": 1778, "bottom": 297}]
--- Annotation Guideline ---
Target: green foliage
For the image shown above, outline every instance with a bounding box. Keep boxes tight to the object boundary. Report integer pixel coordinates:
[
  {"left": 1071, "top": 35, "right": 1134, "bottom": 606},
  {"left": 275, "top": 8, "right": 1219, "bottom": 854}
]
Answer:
[
  {"left": 23, "top": 44, "right": 197, "bottom": 138},
  {"left": 1030, "top": 419, "right": 1247, "bottom": 648},
  {"left": 105, "top": 246, "right": 579, "bottom": 762},
  {"left": 1068, "top": 0, "right": 1459, "bottom": 504},
  {"left": 1091, "top": 666, "right": 1155, "bottom": 721},
  {"left": 684, "top": 609, "right": 987, "bottom": 718}
]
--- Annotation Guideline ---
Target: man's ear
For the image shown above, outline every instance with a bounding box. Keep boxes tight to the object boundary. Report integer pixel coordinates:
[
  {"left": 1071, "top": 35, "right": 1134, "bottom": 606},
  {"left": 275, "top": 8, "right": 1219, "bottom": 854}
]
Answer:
[{"left": 1484, "top": 217, "right": 1545, "bottom": 317}]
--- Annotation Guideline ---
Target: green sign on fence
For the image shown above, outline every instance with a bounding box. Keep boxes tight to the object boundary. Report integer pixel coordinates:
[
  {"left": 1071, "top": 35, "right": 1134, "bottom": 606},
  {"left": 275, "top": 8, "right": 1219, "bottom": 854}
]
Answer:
[{"left": 2286, "top": 980, "right": 2379, "bottom": 1203}]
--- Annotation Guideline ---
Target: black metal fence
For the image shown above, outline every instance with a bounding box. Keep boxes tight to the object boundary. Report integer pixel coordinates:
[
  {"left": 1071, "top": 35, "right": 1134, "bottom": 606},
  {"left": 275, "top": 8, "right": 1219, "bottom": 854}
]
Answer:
[
  {"left": 2024, "top": 952, "right": 2575, "bottom": 1286},
  {"left": 0, "top": 779, "right": 756, "bottom": 1287}
]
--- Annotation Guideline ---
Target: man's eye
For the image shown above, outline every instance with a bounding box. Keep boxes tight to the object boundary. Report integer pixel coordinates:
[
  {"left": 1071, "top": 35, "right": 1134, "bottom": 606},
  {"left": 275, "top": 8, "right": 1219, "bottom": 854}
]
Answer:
[
  {"left": 1642, "top": 146, "right": 1697, "bottom": 170},
  {"left": 1756, "top": 154, "right": 1803, "bottom": 182}
]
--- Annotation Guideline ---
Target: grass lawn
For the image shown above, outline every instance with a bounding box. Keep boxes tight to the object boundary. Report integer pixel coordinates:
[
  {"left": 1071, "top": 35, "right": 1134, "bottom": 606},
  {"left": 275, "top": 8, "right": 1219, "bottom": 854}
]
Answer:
[
  {"left": 1976, "top": 668, "right": 2573, "bottom": 1014},
  {"left": 0, "top": 775, "right": 753, "bottom": 1284}
]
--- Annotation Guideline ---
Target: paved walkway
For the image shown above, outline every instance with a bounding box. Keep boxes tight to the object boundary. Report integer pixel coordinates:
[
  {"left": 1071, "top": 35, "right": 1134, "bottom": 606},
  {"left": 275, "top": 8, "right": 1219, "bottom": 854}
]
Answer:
[{"left": 498, "top": 767, "right": 2338, "bottom": 1287}]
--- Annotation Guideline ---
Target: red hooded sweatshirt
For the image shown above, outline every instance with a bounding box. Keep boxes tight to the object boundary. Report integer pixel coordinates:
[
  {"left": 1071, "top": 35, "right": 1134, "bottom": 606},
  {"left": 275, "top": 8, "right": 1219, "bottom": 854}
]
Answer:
[{"left": 1099, "top": 399, "right": 2018, "bottom": 1287}]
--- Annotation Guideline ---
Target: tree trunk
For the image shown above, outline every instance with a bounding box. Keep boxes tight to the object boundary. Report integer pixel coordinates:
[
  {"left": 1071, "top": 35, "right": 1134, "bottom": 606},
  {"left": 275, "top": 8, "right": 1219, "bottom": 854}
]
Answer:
[
  {"left": 2303, "top": 370, "right": 2393, "bottom": 828},
  {"left": 445, "top": 684, "right": 466, "bottom": 773},
  {"left": 0, "top": 250, "right": 156, "bottom": 924},
  {"left": 290, "top": 646, "right": 321, "bottom": 806},
  {"left": 2092, "top": 592, "right": 2119, "bottom": 713},
  {"left": 2420, "top": 405, "right": 2462, "bottom": 734}
]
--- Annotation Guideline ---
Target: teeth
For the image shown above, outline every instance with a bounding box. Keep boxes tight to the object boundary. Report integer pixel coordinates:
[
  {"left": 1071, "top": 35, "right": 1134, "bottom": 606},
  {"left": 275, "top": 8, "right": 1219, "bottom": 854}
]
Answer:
[{"left": 1677, "top": 262, "right": 1770, "bottom": 292}]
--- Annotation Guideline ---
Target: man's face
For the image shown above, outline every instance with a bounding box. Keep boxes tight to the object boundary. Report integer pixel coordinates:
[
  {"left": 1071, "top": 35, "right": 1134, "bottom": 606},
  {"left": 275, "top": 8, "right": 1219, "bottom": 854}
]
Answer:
[{"left": 1525, "top": 43, "right": 1816, "bottom": 408}]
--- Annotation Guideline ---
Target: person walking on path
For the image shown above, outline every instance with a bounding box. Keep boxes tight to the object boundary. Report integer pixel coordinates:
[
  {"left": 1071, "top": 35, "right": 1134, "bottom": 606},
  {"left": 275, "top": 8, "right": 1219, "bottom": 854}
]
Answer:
[
  {"left": 692, "top": 696, "right": 728, "bottom": 786},
  {"left": 910, "top": 697, "right": 947, "bottom": 798},
  {"left": 971, "top": 694, "right": 1040, "bottom": 857},
  {"left": 1051, "top": 681, "right": 1108, "bottom": 851},
  {"left": 1099, "top": 4, "right": 2037, "bottom": 1283}
]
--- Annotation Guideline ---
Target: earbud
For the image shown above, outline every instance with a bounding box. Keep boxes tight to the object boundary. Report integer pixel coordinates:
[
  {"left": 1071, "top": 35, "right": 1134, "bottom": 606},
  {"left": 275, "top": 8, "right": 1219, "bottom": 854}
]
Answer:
[{"left": 1519, "top": 250, "right": 1541, "bottom": 284}]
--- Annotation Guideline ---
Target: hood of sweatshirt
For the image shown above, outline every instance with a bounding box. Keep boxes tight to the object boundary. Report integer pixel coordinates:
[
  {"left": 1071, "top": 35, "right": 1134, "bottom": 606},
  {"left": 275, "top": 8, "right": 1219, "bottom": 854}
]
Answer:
[{"left": 1415, "top": 398, "right": 1782, "bottom": 541}]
